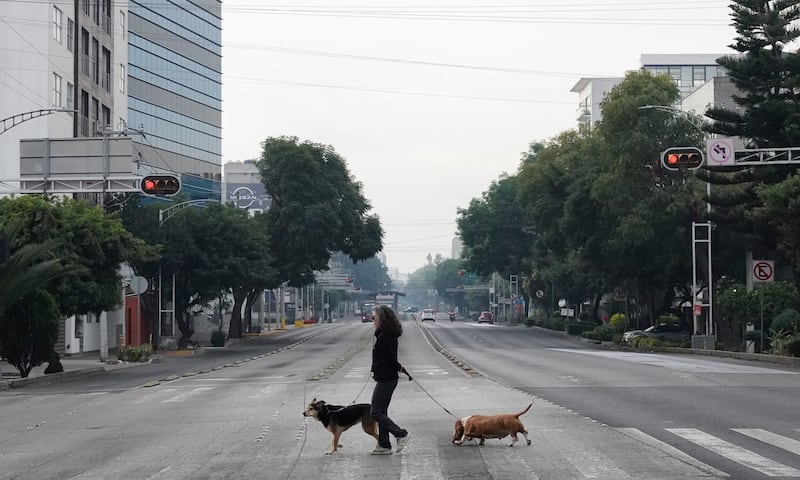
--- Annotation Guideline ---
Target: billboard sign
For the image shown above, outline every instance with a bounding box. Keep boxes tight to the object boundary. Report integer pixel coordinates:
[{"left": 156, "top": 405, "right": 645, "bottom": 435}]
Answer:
[{"left": 226, "top": 183, "right": 272, "bottom": 211}]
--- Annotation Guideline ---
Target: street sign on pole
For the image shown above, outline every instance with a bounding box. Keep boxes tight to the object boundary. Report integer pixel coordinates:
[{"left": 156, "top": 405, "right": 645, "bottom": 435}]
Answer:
[
  {"left": 706, "top": 138, "right": 735, "bottom": 166},
  {"left": 752, "top": 260, "right": 775, "bottom": 283}
]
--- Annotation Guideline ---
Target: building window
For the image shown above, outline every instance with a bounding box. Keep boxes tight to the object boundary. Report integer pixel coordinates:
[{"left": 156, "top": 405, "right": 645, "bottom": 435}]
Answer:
[
  {"left": 102, "top": 47, "right": 111, "bottom": 91},
  {"left": 119, "top": 10, "right": 126, "bottom": 38},
  {"left": 52, "top": 73, "right": 62, "bottom": 107},
  {"left": 81, "top": 28, "right": 89, "bottom": 76},
  {"left": 91, "top": 97, "right": 99, "bottom": 135},
  {"left": 53, "top": 6, "right": 63, "bottom": 43},
  {"left": 119, "top": 64, "right": 126, "bottom": 93},
  {"left": 80, "top": 90, "right": 89, "bottom": 136},
  {"left": 67, "top": 82, "right": 74, "bottom": 112},
  {"left": 102, "top": 105, "right": 110, "bottom": 131},
  {"left": 67, "top": 18, "right": 74, "bottom": 52},
  {"left": 91, "top": 37, "right": 99, "bottom": 84}
]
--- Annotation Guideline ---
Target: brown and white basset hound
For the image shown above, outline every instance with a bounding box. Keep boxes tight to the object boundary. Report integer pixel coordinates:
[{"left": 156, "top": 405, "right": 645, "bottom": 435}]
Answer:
[{"left": 452, "top": 402, "right": 532, "bottom": 447}]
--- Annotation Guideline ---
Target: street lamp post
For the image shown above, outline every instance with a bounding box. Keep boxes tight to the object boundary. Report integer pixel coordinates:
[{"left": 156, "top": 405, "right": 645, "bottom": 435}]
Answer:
[{"left": 156, "top": 198, "right": 218, "bottom": 348}]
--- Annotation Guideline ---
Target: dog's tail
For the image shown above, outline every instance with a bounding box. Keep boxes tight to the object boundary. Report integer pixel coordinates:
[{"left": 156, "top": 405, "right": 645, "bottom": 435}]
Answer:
[{"left": 515, "top": 401, "right": 533, "bottom": 418}]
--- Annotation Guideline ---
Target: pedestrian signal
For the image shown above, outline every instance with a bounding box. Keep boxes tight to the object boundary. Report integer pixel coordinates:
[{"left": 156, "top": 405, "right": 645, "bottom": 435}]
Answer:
[
  {"left": 661, "top": 147, "right": 704, "bottom": 171},
  {"left": 141, "top": 175, "right": 180, "bottom": 196}
]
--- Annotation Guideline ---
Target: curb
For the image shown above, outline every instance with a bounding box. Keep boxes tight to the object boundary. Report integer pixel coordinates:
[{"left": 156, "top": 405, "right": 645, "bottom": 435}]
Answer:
[
  {"left": 1, "top": 366, "right": 105, "bottom": 390},
  {"left": 571, "top": 330, "right": 800, "bottom": 368}
]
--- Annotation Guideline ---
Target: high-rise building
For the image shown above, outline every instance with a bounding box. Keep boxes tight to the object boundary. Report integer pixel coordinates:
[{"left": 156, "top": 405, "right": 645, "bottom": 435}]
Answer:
[
  {"left": 0, "top": 1, "right": 127, "bottom": 186},
  {"left": 126, "top": 0, "right": 222, "bottom": 199}
]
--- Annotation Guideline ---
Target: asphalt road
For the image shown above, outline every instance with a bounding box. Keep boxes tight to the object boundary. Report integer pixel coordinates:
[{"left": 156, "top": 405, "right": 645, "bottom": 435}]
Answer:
[{"left": 1, "top": 314, "right": 799, "bottom": 479}]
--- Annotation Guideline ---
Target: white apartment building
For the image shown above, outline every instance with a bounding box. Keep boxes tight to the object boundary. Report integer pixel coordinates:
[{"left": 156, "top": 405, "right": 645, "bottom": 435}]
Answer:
[{"left": 571, "top": 53, "right": 733, "bottom": 131}]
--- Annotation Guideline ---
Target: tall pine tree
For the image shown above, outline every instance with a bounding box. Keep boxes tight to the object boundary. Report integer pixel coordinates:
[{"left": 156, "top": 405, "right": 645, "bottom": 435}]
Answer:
[
  {"left": 707, "top": 0, "right": 800, "bottom": 145},
  {"left": 702, "top": 0, "right": 800, "bottom": 273}
]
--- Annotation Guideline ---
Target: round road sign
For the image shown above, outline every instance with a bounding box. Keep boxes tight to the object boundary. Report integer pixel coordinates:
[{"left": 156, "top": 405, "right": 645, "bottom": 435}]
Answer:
[
  {"left": 707, "top": 138, "right": 735, "bottom": 166},
  {"left": 753, "top": 261, "right": 774, "bottom": 282}
]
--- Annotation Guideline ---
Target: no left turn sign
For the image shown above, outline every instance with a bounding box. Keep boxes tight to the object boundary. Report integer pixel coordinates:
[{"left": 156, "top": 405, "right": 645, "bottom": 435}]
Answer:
[
  {"left": 752, "top": 260, "right": 775, "bottom": 283},
  {"left": 706, "top": 138, "right": 735, "bottom": 166}
]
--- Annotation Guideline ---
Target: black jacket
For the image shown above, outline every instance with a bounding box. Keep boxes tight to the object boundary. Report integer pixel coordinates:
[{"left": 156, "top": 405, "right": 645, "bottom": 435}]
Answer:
[{"left": 371, "top": 328, "right": 401, "bottom": 381}]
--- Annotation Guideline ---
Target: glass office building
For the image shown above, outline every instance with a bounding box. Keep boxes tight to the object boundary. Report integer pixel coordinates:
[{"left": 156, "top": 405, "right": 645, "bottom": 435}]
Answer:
[{"left": 127, "top": 0, "right": 222, "bottom": 200}]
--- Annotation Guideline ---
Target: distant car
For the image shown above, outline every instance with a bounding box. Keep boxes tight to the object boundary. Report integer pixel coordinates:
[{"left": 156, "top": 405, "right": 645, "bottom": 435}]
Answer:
[
  {"left": 420, "top": 308, "right": 436, "bottom": 322},
  {"left": 403, "top": 306, "right": 419, "bottom": 313},
  {"left": 477, "top": 311, "right": 494, "bottom": 324},
  {"left": 622, "top": 323, "right": 690, "bottom": 344},
  {"left": 362, "top": 311, "right": 372, "bottom": 322}
]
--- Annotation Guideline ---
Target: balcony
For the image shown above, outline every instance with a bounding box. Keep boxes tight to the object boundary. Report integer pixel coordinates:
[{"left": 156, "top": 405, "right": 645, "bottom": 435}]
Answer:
[{"left": 577, "top": 107, "right": 592, "bottom": 123}]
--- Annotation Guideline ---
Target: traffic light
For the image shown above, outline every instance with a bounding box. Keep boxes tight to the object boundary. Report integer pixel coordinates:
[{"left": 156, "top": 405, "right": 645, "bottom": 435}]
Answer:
[
  {"left": 661, "top": 147, "right": 704, "bottom": 171},
  {"left": 141, "top": 175, "right": 180, "bottom": 196}
]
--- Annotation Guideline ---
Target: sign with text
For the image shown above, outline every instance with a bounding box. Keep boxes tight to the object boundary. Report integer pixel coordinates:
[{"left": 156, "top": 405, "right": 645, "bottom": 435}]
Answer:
[{"left": 226, "top": 183, "right": 272, "bottom": 211}]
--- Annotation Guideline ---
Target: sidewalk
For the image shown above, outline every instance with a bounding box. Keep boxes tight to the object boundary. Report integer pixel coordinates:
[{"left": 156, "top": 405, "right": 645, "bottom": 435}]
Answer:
[
  {"left": 0, "top": 326, "right": 297, "bottom": 390},
  {"left": 0, "top": 351, "right": 168, "bottom": 390}
]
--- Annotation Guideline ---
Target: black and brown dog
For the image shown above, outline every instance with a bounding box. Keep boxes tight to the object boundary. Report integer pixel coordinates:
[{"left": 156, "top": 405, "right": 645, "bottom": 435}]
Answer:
[{"left": 303, "top": 398, "right": 379, "bottom": 454}]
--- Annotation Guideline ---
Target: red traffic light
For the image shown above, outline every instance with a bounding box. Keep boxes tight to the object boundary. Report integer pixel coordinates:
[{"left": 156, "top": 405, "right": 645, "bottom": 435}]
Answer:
[
  {"left": 661, "top": 147, "right": 704, "bottom": 171},
  {"left": 141, "top": 175, "right": 180, "bottom": 196}
]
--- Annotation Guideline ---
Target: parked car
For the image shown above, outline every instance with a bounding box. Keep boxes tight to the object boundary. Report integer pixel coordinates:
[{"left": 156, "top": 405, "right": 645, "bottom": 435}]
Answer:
[
  {"left": 477, "top": 311, "right": 494, "bottom": 324},
  {"left": 420, "top": 308, "right": 436, "bottom": 322},
  {"left": 622, "top": 323, "right": 690, "bottom": 344}
]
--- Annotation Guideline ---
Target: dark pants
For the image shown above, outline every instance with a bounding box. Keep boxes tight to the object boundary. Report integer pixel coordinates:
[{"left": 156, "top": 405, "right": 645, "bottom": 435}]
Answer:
[{"left": 371, "top": 377, "right": 406, "bottom": 448}]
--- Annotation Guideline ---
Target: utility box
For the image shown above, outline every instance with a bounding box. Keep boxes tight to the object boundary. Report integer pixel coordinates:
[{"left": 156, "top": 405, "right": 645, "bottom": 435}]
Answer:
[{"left": 691, "top": 335, "right": 716, "bottom": 350}]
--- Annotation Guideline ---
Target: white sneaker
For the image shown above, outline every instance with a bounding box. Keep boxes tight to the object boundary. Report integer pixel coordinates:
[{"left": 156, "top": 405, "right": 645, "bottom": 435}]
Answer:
[
  {"left": 370, "top": 446, "right": 393, "bottom": 455},
  {"left": 396, "top": 433, "right": 410, "bottom": 453}
]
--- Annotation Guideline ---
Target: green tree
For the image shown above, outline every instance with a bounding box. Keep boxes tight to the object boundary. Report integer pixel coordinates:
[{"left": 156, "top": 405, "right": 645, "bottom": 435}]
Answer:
[
  {"left": 706, "top": 0, "right": 800, "bottom": 147},
  {"left": 193, "top": 205, "right": 277, "bottom": 339},
  {"left": 755, "top": 174, "right": 800, "bottom": 270},
  {"left": 457, "top": 174, "right": 535, "bottom": 278},
  {"left": 331, "top": 252, "right": 392, "bottom": 294},
  {"left": 0, "top": 231, "right": 71, "bottom": 319},
  {"left": 703, "top": 0, "right": 800, "bottom": 279},
  {"left": 258, "top": 137, "right": 383, "bottom": 287},
  {"left": 0, "top": 289, "right": 60, "bottom": 378},
  {"left": 0, "top": 196, "right": 153, "bottom": 319}
]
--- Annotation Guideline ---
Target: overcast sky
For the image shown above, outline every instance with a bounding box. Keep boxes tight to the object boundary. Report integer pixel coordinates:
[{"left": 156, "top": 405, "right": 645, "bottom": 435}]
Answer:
[{"left": 220, "top": 0, "right": 738, "bottom": 275}]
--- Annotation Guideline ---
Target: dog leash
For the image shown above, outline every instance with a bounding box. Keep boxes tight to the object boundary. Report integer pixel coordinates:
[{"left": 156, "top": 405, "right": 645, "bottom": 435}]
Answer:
[{"left": 403, "top": 366, "right": 458, "bottom": 419}]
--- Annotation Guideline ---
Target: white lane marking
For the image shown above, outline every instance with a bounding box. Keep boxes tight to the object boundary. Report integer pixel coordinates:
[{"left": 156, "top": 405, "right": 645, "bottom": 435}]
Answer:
[
  {"left": 161, "top": 386, "right": 214, "bottom": 403},
  {"left": 344, "top": 365, "right": 448, "bottom": 378},
  {"left": 733, "top": 428, "right": 800, "bottom": 456},
  {"left": 132, "top": 388, "right": 178, "bottom": 404},
  {"left": 143, "top": 465, "right": 201, "bottom": 480},
  {"left": 190, "top": 376, "right": 286, "bottom": 381},
  {"left": 668, "top": 428, "right": 800, "bottom": 477},
  {"left": 548, "top": 349, "right": 799, "bottom": 374},
  {"left": 616, "top": 428, "right": 728, "bottom": 477}
]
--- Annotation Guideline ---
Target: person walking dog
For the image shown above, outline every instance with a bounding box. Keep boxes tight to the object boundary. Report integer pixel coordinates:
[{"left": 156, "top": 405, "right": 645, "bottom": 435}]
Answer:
[{"left": 369, "top": 305, "right": 410, "bottom": 455}]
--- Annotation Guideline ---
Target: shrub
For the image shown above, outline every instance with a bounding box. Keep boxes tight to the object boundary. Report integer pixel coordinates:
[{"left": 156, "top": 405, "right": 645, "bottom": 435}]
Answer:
[
  {"left": 786, "top": 338, "right": 800, "bottom": 357},
  {"left": 210, "top": 330, "right": 226, "bottom": 347},
  {"left": 658, "top": 314, "right": 680, "bottom": 325},
  {"left": 772, "top": 309, "right": 800, "bottom": 334},
  {"left": 118, "top": 345, "right": 150, "bottom": 362},
  {"left": 608, "top": 313, "right": 628, "bottom": 332},
  {"left": 583, "top": 325, "right": 615, "bottom": 341},
  {"left": 566, "top": 323, "right": 595, "bottom": 336}
]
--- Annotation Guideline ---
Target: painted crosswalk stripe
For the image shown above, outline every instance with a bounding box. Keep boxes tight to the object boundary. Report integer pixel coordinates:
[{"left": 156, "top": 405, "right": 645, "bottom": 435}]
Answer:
[
  {"left": 667, "top": 428, "right": 800, "bottom": 477},
  {"left": 616, "top": 428, "right": 728, "bottom": 477},
  {"left": 732, "top": 428, "right": 800, "bottom": 456}
]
